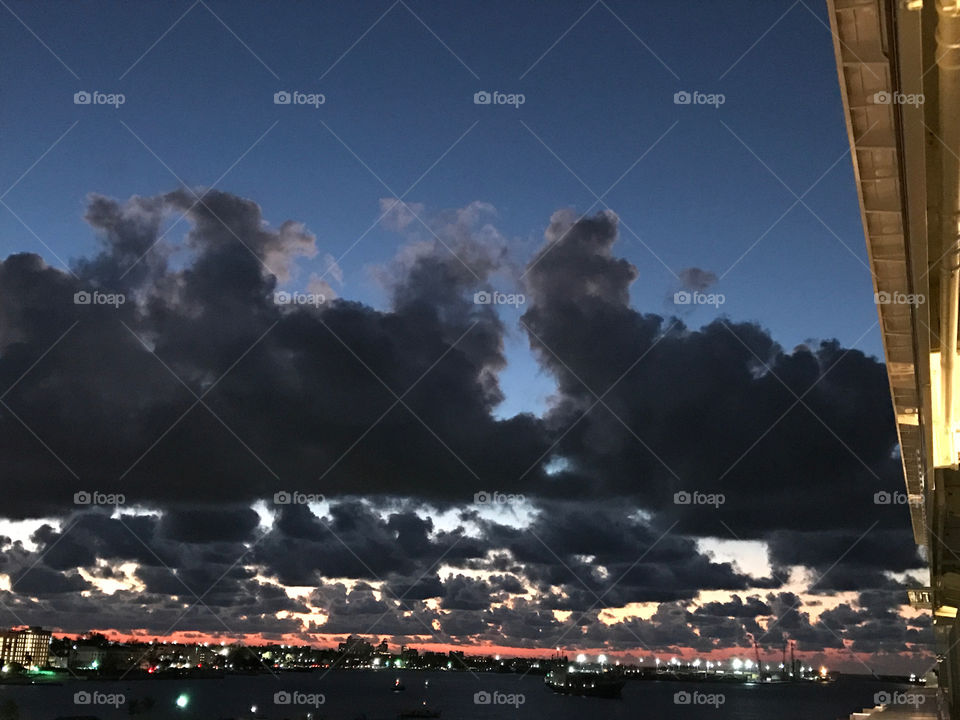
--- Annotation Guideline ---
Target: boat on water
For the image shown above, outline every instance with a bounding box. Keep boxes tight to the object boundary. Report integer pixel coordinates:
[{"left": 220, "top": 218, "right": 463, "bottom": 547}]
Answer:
[
  {"left": 545, "top": 667, "right": 626, "bottom": 698},
  {"left": 392, "top": 677, "right": 406, "bottom": 692},
  {"left": 397, "top": 701, "right": 441, "bottom": 718}
]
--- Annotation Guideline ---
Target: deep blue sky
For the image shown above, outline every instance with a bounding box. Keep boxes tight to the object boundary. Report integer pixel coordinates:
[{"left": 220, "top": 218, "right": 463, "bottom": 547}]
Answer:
[{"left": 0, "top": 0, "right": 877, "bottom": 416}]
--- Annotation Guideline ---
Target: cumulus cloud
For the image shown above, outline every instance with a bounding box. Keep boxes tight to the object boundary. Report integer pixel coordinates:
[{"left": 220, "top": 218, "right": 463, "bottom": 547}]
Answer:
[
  {"left": 677, "top": 267, "right": 718, "bottom": 292},
  {"left": 0, "top": 193, "right": 928, "bottom": 668}
]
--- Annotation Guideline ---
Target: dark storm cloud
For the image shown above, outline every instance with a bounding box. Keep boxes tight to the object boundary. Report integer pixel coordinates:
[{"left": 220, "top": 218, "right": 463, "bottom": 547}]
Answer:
[
  {"left": 254, "top": 501, "right": 480, "bottom": 586},
  {"left": 817, "top": 586, "right": 933, "bottom": 655},
  {"left": 250, "top": 500, "right": 766, "bottom": 608},
  {"left": 767, "top": 530, "right": 924, "bottom": 589},
  {"left": 476, "top": 501, "right": 756, "bottom": 608},
  {"left": 519, "top": 210, "right": 914, "bottom": 568},
  {"left": 28, "top": 512, "right": 178, "bottom": 570},
  {"left": 307, "top": 581, "right": 438, "bottom": 637},
  {"left": 0, "top": 189, "right": 549, "bottom": 520},
  {"left": 0, "top": 191, "right": 927, "bottom": 660},
  {"left": 4, "top": 499, "right": 793, "bottom": 650},
  {"left": 441, "top": 575, "right": 496, "bottom": 610},
  {"left": 158, "top": 506, "right": 261, "bottom": 544},
  {"left": 387, "top": 574, "right": 445, "bottom": 601},
  {"left": 1, "top": 193, "right": 908, "bottom": 546},
  {"left": 11, "top": 567, "right": 90, "bottom": 596},
  {"left": 694, "top": 595, "right": 771, "bottom": 618},
  {"left": 1, "top": 535, "right": 311, "bottom": 637}
]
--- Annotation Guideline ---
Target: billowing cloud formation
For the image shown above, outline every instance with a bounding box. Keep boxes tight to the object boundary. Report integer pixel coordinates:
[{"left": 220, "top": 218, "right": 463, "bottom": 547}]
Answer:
[
  {"left": 521, "top": 210, "right": 913, "bottom": 567},
  {"left": 0, "top": 502, "right": 929, "bottom": 670},
  {"left": 0, "top": 188, "right": 546, "bottom": 518},
  {"left": 0, "top": 190, "right": 928, "bottom": 668}
]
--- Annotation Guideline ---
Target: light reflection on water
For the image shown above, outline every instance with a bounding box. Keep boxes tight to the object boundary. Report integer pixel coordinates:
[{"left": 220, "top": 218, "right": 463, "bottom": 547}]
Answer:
[{"left": 0, "top": 670, "right": 914, "bottom": 720}]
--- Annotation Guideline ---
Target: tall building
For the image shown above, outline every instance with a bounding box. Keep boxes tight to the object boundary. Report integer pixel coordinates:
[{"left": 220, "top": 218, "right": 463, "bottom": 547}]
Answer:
[{"left": 0, "top": 627, "right": 52, "bottom": 668}]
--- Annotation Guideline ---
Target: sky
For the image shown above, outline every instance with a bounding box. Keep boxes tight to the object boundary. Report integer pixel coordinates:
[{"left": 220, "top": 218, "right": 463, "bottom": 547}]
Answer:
[{"left": 0, "top": 0, "right": 931, "bottom": 675}]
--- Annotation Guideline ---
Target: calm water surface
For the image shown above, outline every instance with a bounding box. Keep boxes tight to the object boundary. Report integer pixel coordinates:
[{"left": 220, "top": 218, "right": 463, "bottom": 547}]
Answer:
[{"left": 0, "top": 670, "right": 914, "bottom": 720}]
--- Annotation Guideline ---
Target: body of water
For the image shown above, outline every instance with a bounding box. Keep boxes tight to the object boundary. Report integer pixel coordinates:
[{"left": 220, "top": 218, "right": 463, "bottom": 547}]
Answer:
[{"left": 0, "top": 670, "right": 914, "bottom": 720}]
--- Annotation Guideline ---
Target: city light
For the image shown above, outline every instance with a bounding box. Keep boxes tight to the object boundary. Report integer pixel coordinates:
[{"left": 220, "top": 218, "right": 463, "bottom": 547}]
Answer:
[{"left": 576, "top": 654, "right": 587, "bottom": 664}]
